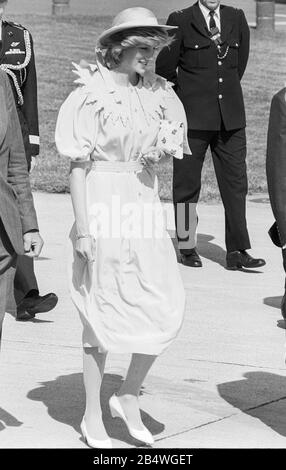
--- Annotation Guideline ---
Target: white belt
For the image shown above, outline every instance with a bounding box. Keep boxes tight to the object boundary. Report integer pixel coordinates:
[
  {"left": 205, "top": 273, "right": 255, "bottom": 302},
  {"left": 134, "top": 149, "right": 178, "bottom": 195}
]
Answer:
[{"left": 90, "top": 160, "right": 143, "bottom": 173}]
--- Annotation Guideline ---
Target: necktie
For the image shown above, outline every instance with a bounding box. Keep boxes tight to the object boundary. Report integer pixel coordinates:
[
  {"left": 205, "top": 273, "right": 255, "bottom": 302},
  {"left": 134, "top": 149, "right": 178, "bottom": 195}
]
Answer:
[{"left": 209, "top": 10, "right": 216, "bottom": 30}]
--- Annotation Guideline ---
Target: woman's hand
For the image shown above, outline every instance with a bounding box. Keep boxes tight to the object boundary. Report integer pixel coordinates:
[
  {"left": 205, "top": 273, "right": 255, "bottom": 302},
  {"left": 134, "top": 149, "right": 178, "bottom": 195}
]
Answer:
[
  {"left": 75, "top": 236, "right": 96, "bottom": 263},
  {"left": 140, "top": 146, "right": 165, "bottom": 165}
]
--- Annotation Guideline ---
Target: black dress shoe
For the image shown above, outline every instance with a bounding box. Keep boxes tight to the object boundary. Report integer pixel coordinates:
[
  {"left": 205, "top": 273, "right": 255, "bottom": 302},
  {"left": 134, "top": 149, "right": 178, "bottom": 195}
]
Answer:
[
  {"left": 16, "top": 311, "right": 36, "bottom": 322},
  {"left": 16, "top": 292, "right": 58, "bottom": 321},
  {"left": 181, "top": 249, "right": 202, "bottom": 267},
  {"left": 226, "top": 250, "right": 266, "bottom": 270}
]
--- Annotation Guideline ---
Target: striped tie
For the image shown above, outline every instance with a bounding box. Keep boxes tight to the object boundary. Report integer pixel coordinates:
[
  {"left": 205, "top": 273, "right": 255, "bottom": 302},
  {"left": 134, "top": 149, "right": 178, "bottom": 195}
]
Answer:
[{"left": 209, "top": 10, "right": 216, "bottom": 30}]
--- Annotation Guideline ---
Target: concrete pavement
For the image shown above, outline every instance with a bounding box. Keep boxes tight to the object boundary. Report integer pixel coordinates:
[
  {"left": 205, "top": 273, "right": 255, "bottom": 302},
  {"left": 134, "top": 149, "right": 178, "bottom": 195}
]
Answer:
[{"left": 0, "top": 191, "right": 286, "bottom": 449}]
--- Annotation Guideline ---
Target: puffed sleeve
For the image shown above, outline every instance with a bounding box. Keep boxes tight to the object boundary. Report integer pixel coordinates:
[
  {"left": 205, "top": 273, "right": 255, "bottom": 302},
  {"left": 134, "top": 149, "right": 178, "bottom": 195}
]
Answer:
[
  {"left": 55, "top": 87, "right": 100, "bottom": 161},
  {"left": 161, "top": 84, "right": 191, "bottom": 156}
]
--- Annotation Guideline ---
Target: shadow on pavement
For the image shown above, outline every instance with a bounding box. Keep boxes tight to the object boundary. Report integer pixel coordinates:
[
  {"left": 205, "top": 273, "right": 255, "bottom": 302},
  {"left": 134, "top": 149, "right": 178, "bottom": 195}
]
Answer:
[
  {"left": 198, "top": 234, "right": 265, "bottom": 273},
  {"left": 218, "top": 372, "right": 286, "bottom": 437},
  {"left": 169, "top": 232, "right": 264, "bottom": 272},
  {"left": 0, "top": 407, "right": 23, "bottom": 430},
  {"left": 264, "top": 296, "right": 283, "bottom": 310},
  {"left": 197, "top": 233, "right": 226, "bottom": 267},
  {"left": 27, "top": 372, "right": 164, "bottom": 446},
  {"left": 168, "top": 232, "right": 225, "bottom": 266}
]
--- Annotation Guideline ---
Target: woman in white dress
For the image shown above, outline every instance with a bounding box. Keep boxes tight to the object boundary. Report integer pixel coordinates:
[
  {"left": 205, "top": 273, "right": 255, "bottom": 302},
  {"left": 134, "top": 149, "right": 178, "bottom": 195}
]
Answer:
[{"left": 55, "top": 7, "right": 191, "bottom": 448}]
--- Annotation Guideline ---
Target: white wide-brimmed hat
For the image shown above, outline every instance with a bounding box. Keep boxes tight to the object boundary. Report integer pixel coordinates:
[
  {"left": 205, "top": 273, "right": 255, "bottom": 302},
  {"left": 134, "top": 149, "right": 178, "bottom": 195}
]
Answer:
[{"left": 98, "top": 7, "right": 177, "bottom": 46}]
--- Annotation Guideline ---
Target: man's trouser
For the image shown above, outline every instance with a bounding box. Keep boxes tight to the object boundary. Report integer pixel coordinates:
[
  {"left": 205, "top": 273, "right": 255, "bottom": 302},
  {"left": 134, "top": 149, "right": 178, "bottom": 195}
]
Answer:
[
  {"left": 173, "top": 127, "right": 251, "bottom": 253},
  {"left": 0, "top": 219, "right": 17, "bottom": 346}
]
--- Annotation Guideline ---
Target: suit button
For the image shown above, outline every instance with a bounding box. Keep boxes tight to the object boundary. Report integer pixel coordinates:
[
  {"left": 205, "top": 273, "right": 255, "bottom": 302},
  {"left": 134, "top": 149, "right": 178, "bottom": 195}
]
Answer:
[
  {"left": 219, "top": 78, "right": 223, "bottom": 83},
  {"left": 218, "top": 94, "right": 223, "bottom": 99},
  {"left": 195, "top": 44, "right": 199, "bottom": 48},
  {"left": 218, "top": 61, "right": 222, "bottom": 66}
]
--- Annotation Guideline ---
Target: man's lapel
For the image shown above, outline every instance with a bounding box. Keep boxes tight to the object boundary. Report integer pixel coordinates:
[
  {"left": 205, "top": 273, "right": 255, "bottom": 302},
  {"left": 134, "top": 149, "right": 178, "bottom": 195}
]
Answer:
[
  {"left": 220, "top": 5, "right": 235, "bottom": 44},
  {"left": 190, "top": 2, "right": 211, "bottom": 39},
  {"left": 0, "top": 85, "right": 8, "bottom": 146}
]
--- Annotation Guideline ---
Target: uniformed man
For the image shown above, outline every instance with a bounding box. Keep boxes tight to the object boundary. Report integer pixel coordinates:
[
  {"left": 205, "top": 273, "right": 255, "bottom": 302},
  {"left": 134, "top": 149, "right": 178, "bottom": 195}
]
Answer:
[
  {"left": 156, "top": 0, "right": 266, "bottom": 270},
  {"left": 0, "top": 0, "right": 58, "bottom": 320}
]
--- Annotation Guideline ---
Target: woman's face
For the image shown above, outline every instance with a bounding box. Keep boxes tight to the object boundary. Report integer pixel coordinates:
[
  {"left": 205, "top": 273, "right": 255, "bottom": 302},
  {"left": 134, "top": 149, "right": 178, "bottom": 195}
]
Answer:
[
  {"left": 120, "top": 44, "right": 159, "bottom": 76},
  {"left": 0, "top": 2, "right": 7, "bottom": 19}
]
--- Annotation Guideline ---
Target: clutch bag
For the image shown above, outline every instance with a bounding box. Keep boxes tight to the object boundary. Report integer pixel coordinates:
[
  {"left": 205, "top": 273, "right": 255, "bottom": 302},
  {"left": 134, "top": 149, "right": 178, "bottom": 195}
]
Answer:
[{"left": 157, "top": 120, "right": 184, "bottom": 160}]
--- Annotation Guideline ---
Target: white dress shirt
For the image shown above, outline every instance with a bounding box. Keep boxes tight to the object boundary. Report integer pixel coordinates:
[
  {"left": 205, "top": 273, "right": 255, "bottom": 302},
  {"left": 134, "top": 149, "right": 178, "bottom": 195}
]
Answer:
[{"left": 199, "top": 1, "right": 221, "bottom": 32}]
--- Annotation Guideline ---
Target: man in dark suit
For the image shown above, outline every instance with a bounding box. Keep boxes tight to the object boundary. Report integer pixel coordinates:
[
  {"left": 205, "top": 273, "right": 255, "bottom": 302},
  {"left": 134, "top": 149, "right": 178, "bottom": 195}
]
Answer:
[
  {"left": 266, "top": 87, "right": 286, "bottom": 320},
  {"left": 0, "top": 69, "right": 43, "bottom": 344},
  {"left": 0, "top": 0, "right": 58, "bottom": 320},
  {"left": 156, "top": 0, "right": 265, "bottom": 269}
]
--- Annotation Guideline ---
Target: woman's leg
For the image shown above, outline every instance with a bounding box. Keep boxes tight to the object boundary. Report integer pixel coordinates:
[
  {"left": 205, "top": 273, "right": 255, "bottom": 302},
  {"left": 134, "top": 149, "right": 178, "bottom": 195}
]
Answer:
[
  {"left": 83, "top": 346, "right": 108, "bottom": 438},
  {"left": 116, "top": 353, "right": 157, "bottom": 429}
]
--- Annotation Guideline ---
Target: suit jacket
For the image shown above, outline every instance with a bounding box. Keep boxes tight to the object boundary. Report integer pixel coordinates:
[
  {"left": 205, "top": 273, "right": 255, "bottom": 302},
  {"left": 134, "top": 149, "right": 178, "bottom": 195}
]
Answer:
[
  {"left": 156, "top": 2, "right": 250, "bottom": 131},
  {"left": 0, "top": 69, "right": 38, "bottom": 255},
  {"left": 266, "top": 88, "right": 286, "bottom": 247},
  {"left": 0, "top": 20, "right": 40, "bottom": 162}
]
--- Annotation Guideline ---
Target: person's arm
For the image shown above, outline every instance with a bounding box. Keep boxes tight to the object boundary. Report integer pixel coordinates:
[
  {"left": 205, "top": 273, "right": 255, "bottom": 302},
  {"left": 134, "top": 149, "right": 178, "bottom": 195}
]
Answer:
[
  {"left": 155, "top": 12, "right": 182, "bottom": 89},
  {"left": 161, "top": 84, "right": 191, "bottom": 156},
  {"left": 266, "top": 89, "right": 286, "bottom": 246},
  {"left": 70, "top": 162, "right": 95, "bottom": 262},
  {"left": 5, "top": 73, "right": 43, "bottom": 256},
  {"left": 142, "top": 82, "right": 192, "bottom": 165},
  {"left": 238, "top": 9, "right": 250, "bottom": 80},
  {"left": 6, "top": 73, "right": 38, "bottom": 231},
  {"left": 55, "top": 82, "right": 99, "bottom": 262},
  {"left": 21, "top": 32, "right": 40, "bottom": 158},
  {"left": 69, "top": 162, "right": 95, "bottom": 262}
]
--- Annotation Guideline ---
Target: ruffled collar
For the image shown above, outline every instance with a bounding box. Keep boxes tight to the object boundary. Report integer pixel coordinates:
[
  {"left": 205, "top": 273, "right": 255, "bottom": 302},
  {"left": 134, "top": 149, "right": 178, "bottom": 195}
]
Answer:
[{"left": 72, "top": 50, "right": 170, "bottom": 126}]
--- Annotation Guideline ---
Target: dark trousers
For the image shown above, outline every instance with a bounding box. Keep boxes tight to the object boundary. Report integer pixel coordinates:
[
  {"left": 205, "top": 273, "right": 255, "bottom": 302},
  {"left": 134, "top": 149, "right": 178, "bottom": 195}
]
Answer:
[
  {"left": 14, "top": 256, "right": 38, "bottom": 305},
  {"left": 0, "top": 220, "right": 17, "bottom": 345},
  {"left": 173, "top": 127, "right": 251, "bottom": 253},
  {"left": 13, "top": 108, "right": 38, "bottom": 305}
]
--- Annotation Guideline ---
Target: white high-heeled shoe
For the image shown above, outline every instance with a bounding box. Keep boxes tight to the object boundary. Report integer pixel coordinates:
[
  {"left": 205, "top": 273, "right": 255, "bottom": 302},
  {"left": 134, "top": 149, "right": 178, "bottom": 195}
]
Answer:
[
  {"left": 109, "top": 394, "right": 154, "bottom": 445},
  {"left": 80, "top": 417, "right": 112, "bottom": 449}
]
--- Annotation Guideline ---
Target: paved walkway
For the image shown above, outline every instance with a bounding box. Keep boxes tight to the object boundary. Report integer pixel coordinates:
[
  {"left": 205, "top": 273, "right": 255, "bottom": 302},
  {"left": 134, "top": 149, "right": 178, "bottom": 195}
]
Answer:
[{"left": 0, "top": 192, "right": 286, "bottom": 449}]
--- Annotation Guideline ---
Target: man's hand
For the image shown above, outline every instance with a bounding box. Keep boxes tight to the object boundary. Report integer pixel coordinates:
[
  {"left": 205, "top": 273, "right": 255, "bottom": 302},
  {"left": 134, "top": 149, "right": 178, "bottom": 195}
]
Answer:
[
  {"left": 30, "top": 156, "right": 38, "bottom": 172},
  {"left": 23, "top": 231, "right": 44, "bottom": 257}
]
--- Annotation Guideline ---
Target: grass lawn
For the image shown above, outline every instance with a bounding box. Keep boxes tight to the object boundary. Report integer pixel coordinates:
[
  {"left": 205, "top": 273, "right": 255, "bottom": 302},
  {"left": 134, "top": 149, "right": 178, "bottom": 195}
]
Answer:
[
  {"left": 9, "top": 13, "right": 286, "bottom": 201},
  {"left": 7, "top": 0, "right": 257, "bottom": 22}
]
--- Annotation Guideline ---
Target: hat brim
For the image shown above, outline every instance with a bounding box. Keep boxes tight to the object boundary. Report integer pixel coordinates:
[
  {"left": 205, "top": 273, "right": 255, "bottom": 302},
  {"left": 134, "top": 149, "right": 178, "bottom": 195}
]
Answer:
[{"left": 98, "top": 23, "right": 177, "bottom": 46}]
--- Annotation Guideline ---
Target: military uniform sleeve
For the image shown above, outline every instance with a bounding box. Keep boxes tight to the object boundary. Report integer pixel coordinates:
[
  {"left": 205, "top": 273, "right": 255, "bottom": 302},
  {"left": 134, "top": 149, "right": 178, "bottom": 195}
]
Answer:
[
  {"left": 5, "top": 73, "right": 39, "bottom": 233},
  {"left": 155, "top": 12, "right": 182, "bottom": 89},
  {"left": 238, "top": 9, "right": 250, "bottom": 80},
  {"left": 21, "top": 32, "right": 40, "bottom": 156}
]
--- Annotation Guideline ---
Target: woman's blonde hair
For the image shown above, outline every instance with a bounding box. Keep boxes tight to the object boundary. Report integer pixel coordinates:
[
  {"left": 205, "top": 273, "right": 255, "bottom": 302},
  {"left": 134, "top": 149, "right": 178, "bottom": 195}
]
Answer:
[{"left": 98, "top": 27, "right": 173, "bottom": 69}]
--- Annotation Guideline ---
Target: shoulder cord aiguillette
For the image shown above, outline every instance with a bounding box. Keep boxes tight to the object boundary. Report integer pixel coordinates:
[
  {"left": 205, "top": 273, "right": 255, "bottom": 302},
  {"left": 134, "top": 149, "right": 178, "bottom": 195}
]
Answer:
[{"left": 0, "top": 30, "right": 32, "bottom": 105}]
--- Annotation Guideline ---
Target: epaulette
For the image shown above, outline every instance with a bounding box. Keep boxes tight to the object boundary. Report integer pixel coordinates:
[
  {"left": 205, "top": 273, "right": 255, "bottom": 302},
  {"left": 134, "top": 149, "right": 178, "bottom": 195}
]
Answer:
[{"left": 4, "top": 20, "right": 28, "bottom": 31}]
